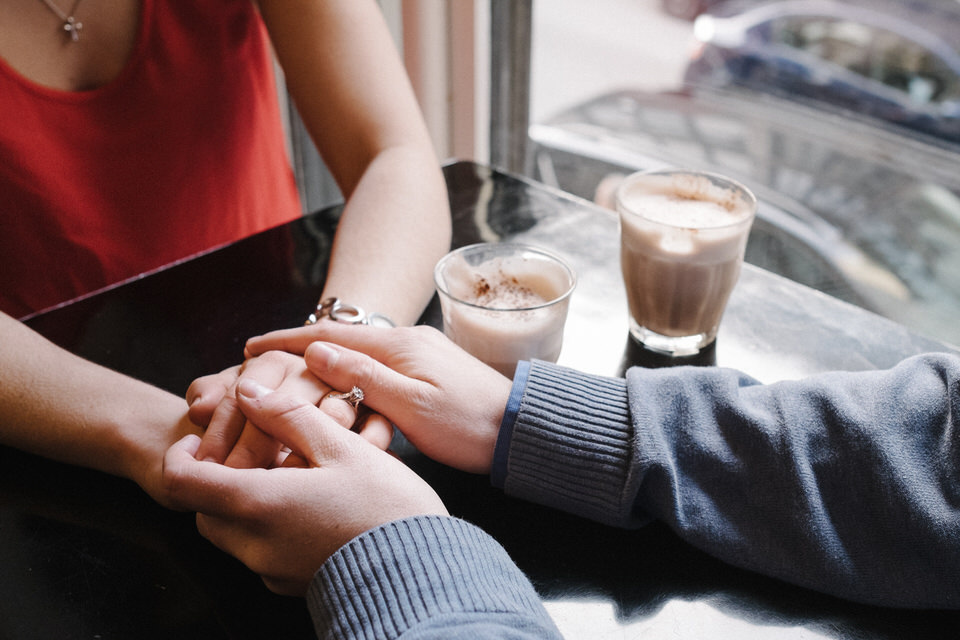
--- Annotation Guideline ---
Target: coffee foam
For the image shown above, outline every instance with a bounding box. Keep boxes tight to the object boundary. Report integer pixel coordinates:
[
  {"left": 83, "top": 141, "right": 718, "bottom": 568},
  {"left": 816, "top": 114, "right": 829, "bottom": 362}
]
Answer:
[
  {"left": 438, "top": 252, "right": 572, "bottom": 377},
  {"left": 442, "top": 255, "right": 562, "bottom": 309},
  {"left": 619, "top": 174, "right": 752, "bottom": 229}
]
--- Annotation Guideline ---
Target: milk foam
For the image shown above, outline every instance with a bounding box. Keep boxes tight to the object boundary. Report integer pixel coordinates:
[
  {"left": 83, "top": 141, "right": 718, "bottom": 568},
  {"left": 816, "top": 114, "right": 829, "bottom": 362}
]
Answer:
[
  {"left": 442, "top": 255, "right": 561, "bottom": 309},
  {"left": 437, "top": 252, "right": 573, "bottom": 376}
]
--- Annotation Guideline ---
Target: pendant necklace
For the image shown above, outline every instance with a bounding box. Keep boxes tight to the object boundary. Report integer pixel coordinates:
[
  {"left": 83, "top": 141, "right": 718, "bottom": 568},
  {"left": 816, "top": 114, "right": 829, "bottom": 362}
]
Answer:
[{"left": 38, "top": 0, "right": 85, "bottom": 42}]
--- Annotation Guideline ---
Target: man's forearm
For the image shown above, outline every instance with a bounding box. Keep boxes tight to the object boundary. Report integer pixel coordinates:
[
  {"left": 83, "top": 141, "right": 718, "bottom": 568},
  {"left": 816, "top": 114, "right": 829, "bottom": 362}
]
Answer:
[
  {"left": 500, "top": 356, "right": 960, "bottom": 609},
  {"left": 308, "top": 516, "right": 562, "bottom": 639}
]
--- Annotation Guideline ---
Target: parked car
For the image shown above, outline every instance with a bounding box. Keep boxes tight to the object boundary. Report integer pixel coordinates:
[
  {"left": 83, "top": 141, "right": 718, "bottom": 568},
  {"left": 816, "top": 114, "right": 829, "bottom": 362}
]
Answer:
[
  {"left": 528, "top": 87, "right": 960, "bottom": 346},
  {"left": 683, "top": 0, "right": 960, "bottom": 146}
]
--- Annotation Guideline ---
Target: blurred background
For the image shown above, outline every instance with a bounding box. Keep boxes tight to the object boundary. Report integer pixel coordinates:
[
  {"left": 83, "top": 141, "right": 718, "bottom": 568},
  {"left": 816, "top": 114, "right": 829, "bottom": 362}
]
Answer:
[
  {"left": 528, "top": 0, "right": 960, "bottom": 348},
  {"left": 296, "top": 0, "right": 960, "bottom": 348}
]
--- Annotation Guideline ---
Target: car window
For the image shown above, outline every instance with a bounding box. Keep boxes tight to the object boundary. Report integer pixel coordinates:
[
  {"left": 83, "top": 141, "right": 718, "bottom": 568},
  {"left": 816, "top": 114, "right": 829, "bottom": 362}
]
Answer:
[
  {"left": 773, "top": 17, "right": 871, "bottom": 70},
  {"left": 771, "top": 15, "right": 955, "bottom": 104},
  {"left": 867, "top": 29, "right": 952, "bottom": 103}
]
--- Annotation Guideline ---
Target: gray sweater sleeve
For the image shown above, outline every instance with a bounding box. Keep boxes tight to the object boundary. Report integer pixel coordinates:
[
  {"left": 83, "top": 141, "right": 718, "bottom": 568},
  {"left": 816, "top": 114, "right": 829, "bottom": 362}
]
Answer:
[
  {"left": 305, "top": 515, "right": 563, "bottom": 639},
  {"left": 501, "top": 353, "right": 960, "bottom": 609}
]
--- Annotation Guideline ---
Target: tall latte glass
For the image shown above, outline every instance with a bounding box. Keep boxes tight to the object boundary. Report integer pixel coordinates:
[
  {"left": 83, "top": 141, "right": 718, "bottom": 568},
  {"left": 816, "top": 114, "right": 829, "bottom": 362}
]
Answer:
[
  {"left": 434, "top": 243, "right": 576, "bottom": 378},
  {"left": 617, "top": 170, "right": 757, "bottom": 356}
]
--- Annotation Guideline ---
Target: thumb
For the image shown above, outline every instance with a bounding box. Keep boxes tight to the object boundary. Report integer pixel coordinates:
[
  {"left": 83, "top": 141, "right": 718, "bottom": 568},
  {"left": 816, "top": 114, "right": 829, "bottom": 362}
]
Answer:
[
  {"left": 234, "top": 379, "right": 355, "bottom": 467},
  {"left": 162, "top": 434, "right": 265, "bottom": 516}
]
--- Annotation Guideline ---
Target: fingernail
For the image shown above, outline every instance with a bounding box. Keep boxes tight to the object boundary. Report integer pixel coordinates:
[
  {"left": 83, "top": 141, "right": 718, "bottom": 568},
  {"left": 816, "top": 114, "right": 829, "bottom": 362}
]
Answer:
[
  {"left": 244, "top": 335, "right": 262, "bottom": 351},
  {"left": 306, "top": 342, "right": 339, "bottom": 372},
  {"left": 237, "top": 378, "right": 274, "bottom": 400}
]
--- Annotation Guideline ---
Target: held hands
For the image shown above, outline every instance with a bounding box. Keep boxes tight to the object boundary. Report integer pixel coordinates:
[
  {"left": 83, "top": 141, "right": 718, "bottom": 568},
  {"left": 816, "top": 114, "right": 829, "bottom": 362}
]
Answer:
[
  {"left": 187, "top": 324, "right": 512, "bottom": 474},
  {"left": 170, "top": 322, "right": 510, "bottom": 595},
  {"left": 187, "top": 350, "right": 393, "bottom": 467},
  {"left": 163, "top": 378, "right": 448, "bottom": 596},
  {"left": 246, "top": 324, "right": 514, "bottom": 474}
]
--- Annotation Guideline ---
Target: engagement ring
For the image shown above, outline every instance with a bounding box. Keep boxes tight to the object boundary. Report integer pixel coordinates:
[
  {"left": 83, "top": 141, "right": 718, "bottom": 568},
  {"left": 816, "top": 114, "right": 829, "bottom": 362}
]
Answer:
[{"left": 321, "top": 386, "right": 364, "bottom": 409}]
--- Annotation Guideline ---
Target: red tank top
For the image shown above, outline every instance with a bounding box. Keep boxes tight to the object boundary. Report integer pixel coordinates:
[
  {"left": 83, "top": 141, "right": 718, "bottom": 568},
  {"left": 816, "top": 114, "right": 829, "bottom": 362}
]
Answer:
[{"left": 0, "top": 0, "right": 302, "bottom": 318}]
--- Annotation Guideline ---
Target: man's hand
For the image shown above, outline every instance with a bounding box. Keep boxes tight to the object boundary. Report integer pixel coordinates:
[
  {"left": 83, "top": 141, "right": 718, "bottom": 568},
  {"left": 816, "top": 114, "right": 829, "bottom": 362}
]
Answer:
[{"left": 163, "top": 378, "right": 447, "bottom": 595}]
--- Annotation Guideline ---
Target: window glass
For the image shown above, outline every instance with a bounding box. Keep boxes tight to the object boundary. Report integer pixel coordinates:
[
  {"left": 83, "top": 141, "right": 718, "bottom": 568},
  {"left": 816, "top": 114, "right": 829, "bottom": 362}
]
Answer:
[{"left": 529, "top": 0, "right": 960, "bottom": 346}]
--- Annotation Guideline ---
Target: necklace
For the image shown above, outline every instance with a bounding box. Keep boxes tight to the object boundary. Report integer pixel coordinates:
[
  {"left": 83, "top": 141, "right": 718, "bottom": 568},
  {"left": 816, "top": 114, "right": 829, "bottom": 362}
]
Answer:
[{"left": 38, "top": 0, "right": 85, "bottom": 42}]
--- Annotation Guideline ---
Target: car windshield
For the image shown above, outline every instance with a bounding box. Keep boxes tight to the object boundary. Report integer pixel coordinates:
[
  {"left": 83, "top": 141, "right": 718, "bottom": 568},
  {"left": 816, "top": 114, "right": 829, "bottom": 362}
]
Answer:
[{"left": 529, "top": 0, "right": 960, "bottom": 347}]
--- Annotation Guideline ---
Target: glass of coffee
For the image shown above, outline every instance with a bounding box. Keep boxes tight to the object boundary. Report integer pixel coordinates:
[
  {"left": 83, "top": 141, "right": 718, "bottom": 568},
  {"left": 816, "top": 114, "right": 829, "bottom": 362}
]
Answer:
[
  {"left": 434, "top": 243, "right": 577, "bottom": 378},
  {"left": 617, "top": 169, "right": 757, "bottom": 356}
]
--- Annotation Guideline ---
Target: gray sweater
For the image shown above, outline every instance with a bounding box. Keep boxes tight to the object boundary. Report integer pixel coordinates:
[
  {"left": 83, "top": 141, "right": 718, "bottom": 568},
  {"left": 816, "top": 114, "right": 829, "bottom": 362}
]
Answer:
[{"left": 307, "top": 353, "right": 960, "bottom": 637}]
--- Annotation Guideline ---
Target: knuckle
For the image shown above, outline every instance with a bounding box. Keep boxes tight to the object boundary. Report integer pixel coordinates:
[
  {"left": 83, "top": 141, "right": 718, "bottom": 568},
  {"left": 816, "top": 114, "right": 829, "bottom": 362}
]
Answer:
[
  {"left": 160, "top": 462, "right": 196, "bottom": 506},
  {"left": 320, "top": 403, "right": 355, "bottom": 430},
  {"left": 414, "top": 324, "right": 443, "bottom": 339},
  {"left": 255, "top": 350, "right": 294, "bottom": 368},
  {"left": 352, "top": 355, "right": 380, "bottom": 385},
  {"left": 271, "top": 400, "right": 319, "bottom": 431},
  {"left": 185, "top": 378, "right": 203, "bottom": 401},
  {"left": 391, "top": 327, "right": 426, "bottom": 354}
]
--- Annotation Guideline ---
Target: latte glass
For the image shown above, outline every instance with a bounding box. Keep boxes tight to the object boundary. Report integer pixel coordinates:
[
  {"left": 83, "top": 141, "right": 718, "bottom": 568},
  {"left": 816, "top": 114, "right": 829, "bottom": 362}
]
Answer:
[
  {"left": 434, "top": 243, "right": 576, "bottom": 377},
  {"left": 617, "top": 170, "right": 757, "bottom": 356}
]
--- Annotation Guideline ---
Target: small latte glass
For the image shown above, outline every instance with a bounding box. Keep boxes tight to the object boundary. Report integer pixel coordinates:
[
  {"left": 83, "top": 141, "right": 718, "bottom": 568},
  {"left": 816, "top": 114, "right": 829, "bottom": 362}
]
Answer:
[
  {"left": 434, "top": 243, "right": 577, "bottom": 378},
  {"left": 616, "top": 169, "right": 757, "bottom": 356}
]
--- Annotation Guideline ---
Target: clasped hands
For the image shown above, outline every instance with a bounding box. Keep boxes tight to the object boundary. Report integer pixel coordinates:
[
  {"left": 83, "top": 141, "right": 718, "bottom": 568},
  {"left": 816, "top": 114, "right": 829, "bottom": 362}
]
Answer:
[{"left": 162, "top": 324, "right": 512, "bottom": 596}]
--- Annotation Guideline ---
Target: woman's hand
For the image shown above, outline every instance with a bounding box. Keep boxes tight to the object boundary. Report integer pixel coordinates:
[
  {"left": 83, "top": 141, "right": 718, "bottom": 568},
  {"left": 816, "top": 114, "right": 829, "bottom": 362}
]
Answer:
[
  {"left": 186, "top": 351, "right": 393, "bottom": 468},
  {"left": 246, "top": 324, "right": 513, "bottom": 474},
  {"left": 163, "top": 378, "right": 447, "bottom": 596}
]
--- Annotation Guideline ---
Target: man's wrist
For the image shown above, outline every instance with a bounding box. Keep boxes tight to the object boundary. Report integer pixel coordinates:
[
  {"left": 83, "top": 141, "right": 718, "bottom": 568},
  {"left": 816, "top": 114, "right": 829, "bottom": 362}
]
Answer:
[
  {"left": 490, "top": 360, "right": 531, "bottom": 488},
  {"left": 496, "top": 361, "right": 636, "bottom": 527}
]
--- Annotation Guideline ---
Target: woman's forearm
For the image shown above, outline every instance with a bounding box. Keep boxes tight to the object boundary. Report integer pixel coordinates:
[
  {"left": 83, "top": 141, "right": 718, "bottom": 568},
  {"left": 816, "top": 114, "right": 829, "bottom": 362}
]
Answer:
[
  {"left": 320, "top": 145, "right": 450, "bottom": 325},
  {"left": 258, "top": 0, "right": 451, "bottom": 325},
  {"left": 0, "top": 312, "right": 200, "bottom": 504}
]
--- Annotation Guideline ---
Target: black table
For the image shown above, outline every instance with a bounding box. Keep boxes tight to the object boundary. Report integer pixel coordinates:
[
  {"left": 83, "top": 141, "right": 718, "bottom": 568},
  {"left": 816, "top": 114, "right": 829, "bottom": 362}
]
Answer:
[{"left": 10, "top": 161, "right": 958, "bottom": 639}]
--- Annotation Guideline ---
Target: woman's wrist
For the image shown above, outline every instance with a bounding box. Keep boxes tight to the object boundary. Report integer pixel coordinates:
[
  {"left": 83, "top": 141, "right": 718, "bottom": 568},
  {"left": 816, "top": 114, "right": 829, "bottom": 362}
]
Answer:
[
  {"left": 315, "top": 256, "right": 439, "bottom": 326},
  {"left": 305, "top": 297, "right": 396, "bottom": 328},
  {"left": 115, "top": 391, "right": 201, "bottom": 507}
]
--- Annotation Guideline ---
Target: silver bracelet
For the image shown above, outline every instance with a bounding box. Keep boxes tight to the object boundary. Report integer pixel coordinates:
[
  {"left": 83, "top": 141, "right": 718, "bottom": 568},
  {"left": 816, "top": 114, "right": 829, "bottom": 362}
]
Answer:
[{"left": 305, "top": 297, "right": 396, "bottom": 328}]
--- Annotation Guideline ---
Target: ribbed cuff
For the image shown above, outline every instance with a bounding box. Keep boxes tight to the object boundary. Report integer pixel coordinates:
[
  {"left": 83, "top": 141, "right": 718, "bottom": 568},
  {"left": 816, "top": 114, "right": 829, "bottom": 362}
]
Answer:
[
  {"left": 501, "top": 360, "right": 636, "bottom": 527},
  {"left": 491, "top": 360, "right": 531, "bottom": 489},
  {"left": 307, "top": 515, "right": 557, "bottom": 640}
]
